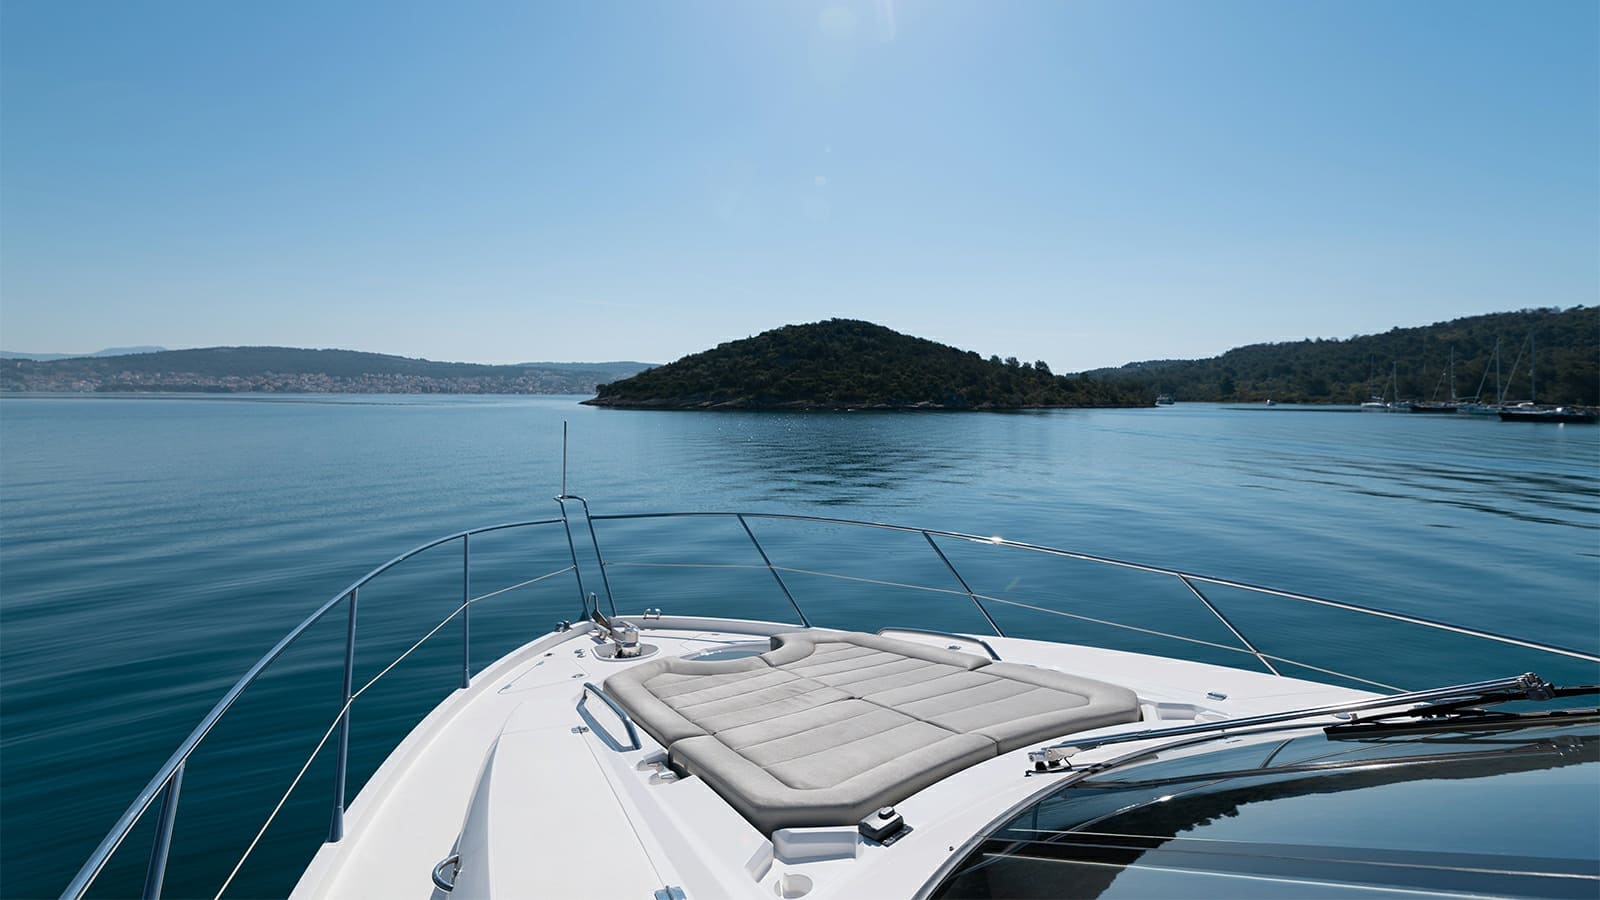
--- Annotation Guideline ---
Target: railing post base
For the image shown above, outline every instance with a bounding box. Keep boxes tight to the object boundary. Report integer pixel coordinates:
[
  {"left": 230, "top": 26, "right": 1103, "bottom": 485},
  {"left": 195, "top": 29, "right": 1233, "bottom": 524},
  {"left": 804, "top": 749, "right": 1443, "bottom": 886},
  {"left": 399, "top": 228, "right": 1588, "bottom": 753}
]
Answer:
[
  {"left": 327, "top": 806, "right": 344, "bottom": 844},
  {"left": 141, "top": 762, "right": 185, "bottom": 900}
]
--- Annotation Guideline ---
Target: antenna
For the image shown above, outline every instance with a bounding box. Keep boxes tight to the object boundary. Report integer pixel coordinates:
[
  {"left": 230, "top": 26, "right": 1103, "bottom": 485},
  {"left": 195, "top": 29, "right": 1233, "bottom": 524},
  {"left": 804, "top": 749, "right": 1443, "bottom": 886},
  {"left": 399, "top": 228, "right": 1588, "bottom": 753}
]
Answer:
[{"left": 561, "top": 420, "right": 568, "bottom": 496}]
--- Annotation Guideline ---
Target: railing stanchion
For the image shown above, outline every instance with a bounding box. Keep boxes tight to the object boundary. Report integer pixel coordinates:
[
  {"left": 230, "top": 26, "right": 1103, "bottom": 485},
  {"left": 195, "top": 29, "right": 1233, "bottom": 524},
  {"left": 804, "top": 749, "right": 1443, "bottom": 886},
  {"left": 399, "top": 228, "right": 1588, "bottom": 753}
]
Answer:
[
  {"left": 923, "top": 532, "right": 1005, "bottom": 637},
  {"left": 1178, "top": 575, "right": 1280, "bottom": 676},
  {"left": 328, "top": 588, "right": 357, "bottom": 843},
  {"left": 556, "top": 498, "right": 595, "bottom": 621},
  {"left": 576, "top": 498, "right": 620, "bottom": 617},
  {"left": 461, "top": 534, "right": 471, "bottom": 689},
  {"left": 737, "top": 515, "right": 809, "bottom": 627},
  {"left": 141, "top": 762, "right": 184, "bottom": 900}
]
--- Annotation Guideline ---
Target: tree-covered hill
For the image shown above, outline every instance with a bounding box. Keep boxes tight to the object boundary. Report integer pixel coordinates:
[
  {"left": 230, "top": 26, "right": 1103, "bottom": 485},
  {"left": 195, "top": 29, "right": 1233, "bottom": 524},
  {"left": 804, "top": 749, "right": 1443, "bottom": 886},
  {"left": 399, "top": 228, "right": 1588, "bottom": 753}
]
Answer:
[
  {"left": 1086, "top": 307, "right": 1597, "bottom": 405},
  {"left": 0, "top": 347, "right": 653, "bottom": 394},
  {"left": 583, "top": 320, "right": 1146, "bottom": 410}
]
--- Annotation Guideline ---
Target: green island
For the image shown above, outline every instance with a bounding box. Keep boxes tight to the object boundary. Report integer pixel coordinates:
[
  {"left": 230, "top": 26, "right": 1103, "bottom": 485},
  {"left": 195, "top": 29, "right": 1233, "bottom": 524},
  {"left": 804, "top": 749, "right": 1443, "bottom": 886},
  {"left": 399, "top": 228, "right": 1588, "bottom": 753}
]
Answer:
[{"left": 583, "top": 319, "right": 1145, "bottom": 410}]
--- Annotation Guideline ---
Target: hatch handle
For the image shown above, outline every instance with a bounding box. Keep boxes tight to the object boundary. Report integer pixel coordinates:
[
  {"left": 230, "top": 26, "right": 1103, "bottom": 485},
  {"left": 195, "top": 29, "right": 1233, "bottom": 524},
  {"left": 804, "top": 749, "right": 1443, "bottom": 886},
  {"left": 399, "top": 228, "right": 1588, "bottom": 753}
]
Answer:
[{"left": 431, "top": 854, "right": 460, "bottom": 892}]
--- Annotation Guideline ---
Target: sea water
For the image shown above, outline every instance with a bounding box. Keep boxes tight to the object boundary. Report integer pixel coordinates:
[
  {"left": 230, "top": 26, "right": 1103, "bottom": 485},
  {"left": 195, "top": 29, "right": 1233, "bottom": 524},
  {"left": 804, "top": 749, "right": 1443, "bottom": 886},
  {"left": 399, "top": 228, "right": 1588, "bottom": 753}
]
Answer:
[{"left": 3, "top": 395, "right": 1596, "bottom": 898}]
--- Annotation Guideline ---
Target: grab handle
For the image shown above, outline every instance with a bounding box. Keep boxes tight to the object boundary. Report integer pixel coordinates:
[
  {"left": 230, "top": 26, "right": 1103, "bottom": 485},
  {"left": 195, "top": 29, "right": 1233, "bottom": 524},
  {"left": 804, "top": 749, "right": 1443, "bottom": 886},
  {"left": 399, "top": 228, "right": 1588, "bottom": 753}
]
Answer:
[{"left": 579, "top": 682, "right": 641, "bottom": 751}]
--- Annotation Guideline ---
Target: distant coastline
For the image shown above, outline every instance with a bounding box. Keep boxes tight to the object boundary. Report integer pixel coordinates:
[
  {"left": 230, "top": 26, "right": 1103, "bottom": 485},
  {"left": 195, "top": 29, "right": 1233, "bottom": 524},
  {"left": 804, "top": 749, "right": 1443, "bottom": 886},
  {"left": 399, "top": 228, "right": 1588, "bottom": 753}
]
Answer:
[
  {"left": 5, "top": 306, "right": 1594, "bottom": 404},
  {"left": 1, "top": 348, "right": 653, "bottom": 395}
]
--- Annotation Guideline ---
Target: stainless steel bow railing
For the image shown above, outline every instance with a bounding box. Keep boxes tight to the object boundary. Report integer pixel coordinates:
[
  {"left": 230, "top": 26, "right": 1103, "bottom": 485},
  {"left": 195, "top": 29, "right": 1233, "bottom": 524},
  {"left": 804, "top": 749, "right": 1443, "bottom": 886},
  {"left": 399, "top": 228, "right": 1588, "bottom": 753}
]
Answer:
[
  {"left": 62, "top": 517, "right": 572, "bottom": 900},
  {"left": 64, "top": 505, "right": 1600, "bottom": 900},
  {"left": 590, "top": 511, "right": 1599, "bottom": 689}
]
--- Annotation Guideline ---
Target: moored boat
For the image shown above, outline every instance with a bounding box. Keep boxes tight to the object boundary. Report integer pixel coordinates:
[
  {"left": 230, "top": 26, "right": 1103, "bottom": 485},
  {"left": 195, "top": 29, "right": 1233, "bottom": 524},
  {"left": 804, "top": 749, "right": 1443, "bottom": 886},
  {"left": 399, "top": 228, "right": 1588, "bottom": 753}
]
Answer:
[
  {"left": 1498, "top": 405, "right": 1599, "bottom": 424},
  {"left": 1457, "top": 337, "right": 1507, "bottom": 415},
  {"left": 1408, "top": 347, "right": 1464, "bottom": 413},
  {"left": 1362, "top": 362, "right": 1404, "bottom": 411},
  {"left": 1406, "top": 401, "right": 1459, "bottom": 414}
]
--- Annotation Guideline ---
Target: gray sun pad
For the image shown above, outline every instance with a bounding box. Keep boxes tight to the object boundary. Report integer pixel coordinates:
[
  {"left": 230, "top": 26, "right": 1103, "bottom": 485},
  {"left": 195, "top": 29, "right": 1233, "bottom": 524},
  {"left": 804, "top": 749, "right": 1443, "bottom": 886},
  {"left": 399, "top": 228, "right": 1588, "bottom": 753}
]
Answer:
[{"left": 603, "top": 630, "right": 1141, "bottom": 834}]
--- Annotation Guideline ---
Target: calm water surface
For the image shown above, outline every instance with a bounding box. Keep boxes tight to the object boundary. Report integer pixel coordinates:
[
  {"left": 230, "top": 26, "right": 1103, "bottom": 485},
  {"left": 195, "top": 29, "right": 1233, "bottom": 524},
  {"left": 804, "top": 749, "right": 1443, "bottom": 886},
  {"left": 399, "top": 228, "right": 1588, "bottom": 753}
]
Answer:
[{"left": 3, "top": 396, "right": 1597, "bottom": 898}]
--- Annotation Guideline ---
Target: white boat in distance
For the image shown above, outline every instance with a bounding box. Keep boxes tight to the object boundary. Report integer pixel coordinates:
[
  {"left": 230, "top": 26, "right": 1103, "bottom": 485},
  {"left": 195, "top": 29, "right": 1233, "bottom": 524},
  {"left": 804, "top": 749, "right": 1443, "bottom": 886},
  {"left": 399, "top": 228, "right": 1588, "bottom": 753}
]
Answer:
[{"left": 66, "top": 499, "right": 1600, "bottom": 900}]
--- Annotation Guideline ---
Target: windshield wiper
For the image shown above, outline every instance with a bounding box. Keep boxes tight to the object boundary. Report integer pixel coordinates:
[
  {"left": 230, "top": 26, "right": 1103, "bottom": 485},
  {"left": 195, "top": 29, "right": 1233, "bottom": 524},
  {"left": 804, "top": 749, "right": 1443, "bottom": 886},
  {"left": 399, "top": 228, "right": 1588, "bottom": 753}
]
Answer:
[
  {"left": 1325, "top": 682, "right": 1599, "bottom": 735},
  {"left": 1029, "top": 673, "right": 1580, "bottom": 770}
]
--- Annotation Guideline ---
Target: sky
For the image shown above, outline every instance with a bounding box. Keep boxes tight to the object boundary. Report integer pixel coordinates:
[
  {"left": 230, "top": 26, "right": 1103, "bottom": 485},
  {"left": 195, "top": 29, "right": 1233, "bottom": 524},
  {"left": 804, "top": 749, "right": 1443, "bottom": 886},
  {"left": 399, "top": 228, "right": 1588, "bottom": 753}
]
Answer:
[{"left": 2, "top": 1, "right": 1595, "bottom": 371}]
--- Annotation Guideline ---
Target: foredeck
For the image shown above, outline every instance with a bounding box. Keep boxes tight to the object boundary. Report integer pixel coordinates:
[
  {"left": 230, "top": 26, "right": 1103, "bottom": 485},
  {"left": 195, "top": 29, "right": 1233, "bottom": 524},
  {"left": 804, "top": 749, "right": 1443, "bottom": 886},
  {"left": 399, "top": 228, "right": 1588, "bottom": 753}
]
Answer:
[{"left": 290, "top": 620, "right": 1371, "bottom": 899}]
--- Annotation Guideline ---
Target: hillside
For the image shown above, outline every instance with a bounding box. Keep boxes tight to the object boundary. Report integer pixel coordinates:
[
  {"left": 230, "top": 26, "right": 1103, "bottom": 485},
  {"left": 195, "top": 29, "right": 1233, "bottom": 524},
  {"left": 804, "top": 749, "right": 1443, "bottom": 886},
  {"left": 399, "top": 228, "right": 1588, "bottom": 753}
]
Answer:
[
  {"left": 583, "top": 320, "right": 1145, "bottom": 410},
  {"left": 0, "top": 348, "right": 653, "bottom": 394},
  {"left": 1086, "top": 307, "right": 1598, "bottom": 405}
]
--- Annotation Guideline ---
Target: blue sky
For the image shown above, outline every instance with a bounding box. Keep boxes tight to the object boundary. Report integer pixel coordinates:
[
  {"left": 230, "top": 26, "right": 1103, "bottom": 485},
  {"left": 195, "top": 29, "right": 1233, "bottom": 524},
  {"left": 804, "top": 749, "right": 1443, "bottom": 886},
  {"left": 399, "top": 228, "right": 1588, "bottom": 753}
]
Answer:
[{"left": 2, "top": 1, "right": 1595, "bottom": 370}]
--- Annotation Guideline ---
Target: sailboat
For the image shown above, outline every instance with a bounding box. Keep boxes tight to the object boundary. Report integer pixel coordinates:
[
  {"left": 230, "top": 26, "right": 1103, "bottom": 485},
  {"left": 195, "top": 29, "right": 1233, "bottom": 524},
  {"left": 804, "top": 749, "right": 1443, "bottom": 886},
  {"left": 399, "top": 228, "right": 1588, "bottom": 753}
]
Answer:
[
  {"left": 1457, "top": 338, "right": 1504, "bottom": 416},
  {"left": 1407, "top": 347, "right": 1460, "bottom": 413},
  {"left": 1491, "top": 334, "right": 1595, "bottom": 422},
  {"left": 1361, "top": 362, "right": 1401, "bottom": 411}
]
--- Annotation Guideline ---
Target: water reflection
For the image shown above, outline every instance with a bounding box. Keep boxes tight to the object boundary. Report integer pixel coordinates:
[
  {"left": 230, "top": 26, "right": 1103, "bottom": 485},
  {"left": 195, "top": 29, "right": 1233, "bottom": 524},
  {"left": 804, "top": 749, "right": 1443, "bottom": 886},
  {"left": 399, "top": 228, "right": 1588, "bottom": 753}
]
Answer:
[
  {"left": 658, "top": 412, "right": 1068, "bottom": 506},
  {"left": 1235, "top": 453, "right": 1599, "bottom": 529}
]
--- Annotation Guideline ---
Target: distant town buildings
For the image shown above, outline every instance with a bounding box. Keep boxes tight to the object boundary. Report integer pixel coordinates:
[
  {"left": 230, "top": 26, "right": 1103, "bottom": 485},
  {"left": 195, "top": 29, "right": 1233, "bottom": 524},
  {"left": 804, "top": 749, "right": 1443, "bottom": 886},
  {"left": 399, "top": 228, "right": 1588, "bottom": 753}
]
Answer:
[{"left": 0, "top": 368, "right": 610, "bottom": 394}]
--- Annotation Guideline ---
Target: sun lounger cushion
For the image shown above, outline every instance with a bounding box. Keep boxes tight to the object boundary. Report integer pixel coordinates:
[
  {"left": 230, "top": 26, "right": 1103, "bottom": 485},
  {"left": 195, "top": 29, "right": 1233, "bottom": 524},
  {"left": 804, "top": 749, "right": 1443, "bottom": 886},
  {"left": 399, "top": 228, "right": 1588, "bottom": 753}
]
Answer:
[
  {"left": 671, "top": 719, "right": 994, "bottom": 832},
  {"left": 603, "top": 654, "right": 853, "bottom": 748},
  {"left": 908, "top": 661, "right": 1141, "bottom": 753},
  {"left": 603, "top": 630, "right": 1140, "bottom": 834},
  {"left": 759, "top": 633, "right": 1140, "bottom": 752}
]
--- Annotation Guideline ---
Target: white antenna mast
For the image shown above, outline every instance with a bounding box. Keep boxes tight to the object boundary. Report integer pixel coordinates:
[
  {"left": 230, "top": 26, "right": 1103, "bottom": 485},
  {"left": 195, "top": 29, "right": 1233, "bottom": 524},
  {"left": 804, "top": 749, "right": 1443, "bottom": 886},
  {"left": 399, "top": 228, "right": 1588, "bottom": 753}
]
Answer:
[{"left": 561, "top": 420, "right": 568, "bottom": 496}]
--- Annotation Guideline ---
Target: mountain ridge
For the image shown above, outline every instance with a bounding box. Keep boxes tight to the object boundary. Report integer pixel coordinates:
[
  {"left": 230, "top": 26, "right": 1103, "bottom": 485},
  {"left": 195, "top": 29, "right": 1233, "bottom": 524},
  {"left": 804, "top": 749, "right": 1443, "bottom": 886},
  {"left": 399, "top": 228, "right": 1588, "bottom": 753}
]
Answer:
[{"left": 0, "top": 346, "right": 168, "bottom": 361}]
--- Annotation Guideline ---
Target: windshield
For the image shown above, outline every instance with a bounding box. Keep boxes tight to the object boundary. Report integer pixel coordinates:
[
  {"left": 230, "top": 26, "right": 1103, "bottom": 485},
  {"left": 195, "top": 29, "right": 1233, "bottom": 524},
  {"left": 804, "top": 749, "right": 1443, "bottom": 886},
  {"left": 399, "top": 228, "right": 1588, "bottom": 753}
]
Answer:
[{"left": 928, "top": 719, "right": 1600, "bottom": 898}]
